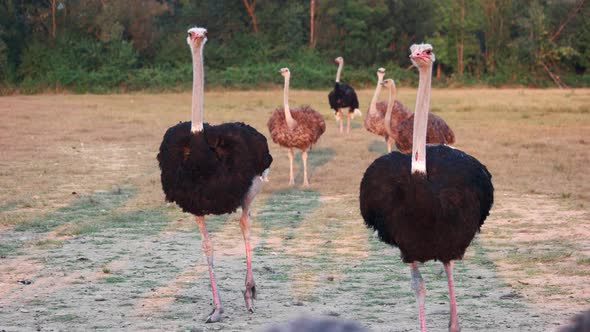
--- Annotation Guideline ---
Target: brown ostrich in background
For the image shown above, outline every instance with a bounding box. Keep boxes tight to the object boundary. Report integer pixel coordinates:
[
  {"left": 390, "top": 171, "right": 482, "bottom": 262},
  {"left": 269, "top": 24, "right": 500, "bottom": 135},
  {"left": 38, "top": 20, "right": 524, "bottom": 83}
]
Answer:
[
  {"left": 268, "top": 68, "right": 326, "bottom": 186},
  {"left": 364, "top": 68, "right": 411, "bottom": 152},
  {"left": 382, "top": 79, "right": 455, "bottom": 154}
]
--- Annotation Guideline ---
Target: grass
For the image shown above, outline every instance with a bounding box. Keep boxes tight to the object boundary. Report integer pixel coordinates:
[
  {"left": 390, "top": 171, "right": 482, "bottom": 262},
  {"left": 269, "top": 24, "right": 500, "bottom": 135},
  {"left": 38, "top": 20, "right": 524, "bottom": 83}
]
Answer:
[
  {"left": 104, "top": 276, "right": 127, "bottom": 284},
  {"left": 34, "top": 239, "right": 64, "bottom": 249},
  {"left": 0, "top": 89, "right": 588, "bottom": 331},
  {"left": 13, "top": 187, "right": 136, "bottom": 232}
]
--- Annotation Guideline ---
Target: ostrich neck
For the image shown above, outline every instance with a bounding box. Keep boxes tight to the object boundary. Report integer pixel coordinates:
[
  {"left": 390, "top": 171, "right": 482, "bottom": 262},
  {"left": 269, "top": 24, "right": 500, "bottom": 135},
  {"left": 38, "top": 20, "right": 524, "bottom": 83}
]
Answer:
[
  {"left": 369, "top": 75, "right": 384, "bottom": 116},
  {"left": 190, "top": 43, "right": 205, "bottom": 133},
  {"left": 283, "top": 76, "right": 296, "bottom": 130},
  {"left": 335, "top": 61, "right": 343, "bottom": 83},
  {"left": 411, "top": 64, "right": 432, "bottom": 175},
  {"left": 383, "top": 83, "right": 397, "bottom": 140}
]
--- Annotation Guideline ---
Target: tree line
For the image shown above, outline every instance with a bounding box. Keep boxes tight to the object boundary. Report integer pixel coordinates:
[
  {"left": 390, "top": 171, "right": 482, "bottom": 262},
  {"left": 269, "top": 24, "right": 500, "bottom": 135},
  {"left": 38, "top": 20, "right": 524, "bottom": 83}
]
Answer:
[{"left": 0, "top": 0, "right": 588, "bottom": 94}]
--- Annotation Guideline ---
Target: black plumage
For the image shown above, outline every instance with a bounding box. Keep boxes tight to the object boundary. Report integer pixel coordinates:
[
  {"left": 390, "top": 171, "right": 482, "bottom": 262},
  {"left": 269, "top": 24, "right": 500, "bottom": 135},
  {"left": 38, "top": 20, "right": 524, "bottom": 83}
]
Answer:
[
  {"left": 158, "top": 121, "right": 272, "bottom": 216},
  {"left": 360, "top": 144, "right": 493, "bottom": 263},
  {"left": 359, "top": 44, "right": 493, "bottom": 332},
  {"left": 328, "top": 82, "right": 359, "bottom": 114},
  {"left": 156, "top": 27, "right": 272, "bottom": 323}
]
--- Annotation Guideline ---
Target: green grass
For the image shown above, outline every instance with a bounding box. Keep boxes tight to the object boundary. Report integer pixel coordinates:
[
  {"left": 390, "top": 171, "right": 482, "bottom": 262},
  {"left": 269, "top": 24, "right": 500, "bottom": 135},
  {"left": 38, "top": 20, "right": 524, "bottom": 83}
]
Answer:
[
  {"left": 0, "top": 240, "right": 21, "bottom": 258},
  {"left": 34, "top": 239, "right": 64, "bottom": 249},
  {"left": 14, "top": 187, "right": 136, "bottom": 233},
  {"left": 368, "top": 140, "right": 389, "bottom": 155},
  {"left": 0, "top": 200, "right": 20, "bottom": 213},
  {"left": 104, "top": 276, "right": 127, "bottom": 284}
]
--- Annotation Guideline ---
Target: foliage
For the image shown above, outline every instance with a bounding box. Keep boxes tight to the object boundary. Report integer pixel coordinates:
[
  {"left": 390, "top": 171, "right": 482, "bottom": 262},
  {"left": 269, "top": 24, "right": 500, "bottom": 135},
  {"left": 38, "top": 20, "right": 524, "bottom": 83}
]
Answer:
[{"left": 0, "top": 0, "right": 587, "bottom": 94}]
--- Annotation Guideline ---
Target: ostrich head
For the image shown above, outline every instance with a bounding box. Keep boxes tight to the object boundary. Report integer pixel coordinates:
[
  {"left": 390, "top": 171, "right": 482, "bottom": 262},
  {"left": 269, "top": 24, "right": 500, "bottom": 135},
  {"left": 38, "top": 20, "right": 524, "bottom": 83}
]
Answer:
[
  {"left": 409, "top": 43, "right": 435, "bottom": 68},
  {"left": 279, "top": 67, "right": 290, "bottom": 79},
  {"left": 382, "top": 78, "right": 396, "bottom": 88},
  {"left": 186, "top": 27, "right": 207, "bottom": 50},
  {"left": 378, "top": 68, "right": 386, "bottom": 74},
  {"left": 334, "top": 56, "right": 343, "bottom": 64}
]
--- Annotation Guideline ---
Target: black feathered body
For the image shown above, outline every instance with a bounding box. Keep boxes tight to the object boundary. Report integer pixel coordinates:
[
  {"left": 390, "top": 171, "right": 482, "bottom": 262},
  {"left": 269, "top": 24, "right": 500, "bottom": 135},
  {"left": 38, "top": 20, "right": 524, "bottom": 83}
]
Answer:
[
  {"left": 360, "top": 144, "right": 493, "bottom": 263},
  {"left": 158, "top": 121, "right": 273, "bottom": 216},
  {"left": 328, "top": 82, "right": 359, "bottom": 114}
]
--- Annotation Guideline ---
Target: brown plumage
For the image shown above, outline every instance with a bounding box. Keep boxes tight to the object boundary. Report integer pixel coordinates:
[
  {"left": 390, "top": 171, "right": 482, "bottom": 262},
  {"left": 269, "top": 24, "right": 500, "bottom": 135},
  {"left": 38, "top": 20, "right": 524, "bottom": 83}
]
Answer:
[
  {"left": 268, "top": 105, "right": 325, "bottom": 150},
  {"left": 394, "top": 112, "right": 455, "bottom": 153},
  {"left": 267, "top": 68, "right": 326, "bottom": 186},
  {"left": 365, "top": 101, "right": 411, "bottom": 152},
  {"left": 381, "top": 79, "right": 455, "bottom": 154},
  {"left": 365, "top": 69, "right": 412, "bottom": 152}
]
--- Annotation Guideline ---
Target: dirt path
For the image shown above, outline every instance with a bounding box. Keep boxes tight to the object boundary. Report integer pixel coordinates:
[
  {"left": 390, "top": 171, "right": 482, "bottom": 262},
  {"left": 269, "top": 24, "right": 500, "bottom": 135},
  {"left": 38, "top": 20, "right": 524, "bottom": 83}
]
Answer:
[
  {"left": 1, "top": 186, "right": 583, "bottom": 331},
  {"left": 1, "top": 92, "right": 589, "bottom": 331}
]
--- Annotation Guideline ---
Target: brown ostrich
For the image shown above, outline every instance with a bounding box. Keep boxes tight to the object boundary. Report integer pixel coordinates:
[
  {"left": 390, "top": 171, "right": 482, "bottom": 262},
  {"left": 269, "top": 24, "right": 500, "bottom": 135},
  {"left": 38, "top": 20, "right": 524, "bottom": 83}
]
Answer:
[
  {"left": 382, "top": 79, "right": 455, "bottom": 154},
  {"left": 364, "top": 68, "right": 411, "bottom": 152},
  {"left": 268, "top": 68, "right": 326, "bottom": 186}
]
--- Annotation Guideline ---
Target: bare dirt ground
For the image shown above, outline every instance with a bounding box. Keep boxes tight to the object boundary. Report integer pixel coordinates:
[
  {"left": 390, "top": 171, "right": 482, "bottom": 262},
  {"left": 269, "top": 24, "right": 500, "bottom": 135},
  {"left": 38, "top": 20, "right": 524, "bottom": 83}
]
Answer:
[{"left": 0, "top": 89, "right": 589, "bottom": 331}]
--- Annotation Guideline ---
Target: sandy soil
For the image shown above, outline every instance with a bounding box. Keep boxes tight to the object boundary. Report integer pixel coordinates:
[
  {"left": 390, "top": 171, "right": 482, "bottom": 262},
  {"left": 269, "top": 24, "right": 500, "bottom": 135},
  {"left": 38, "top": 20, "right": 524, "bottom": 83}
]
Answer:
[{"left": 0, "top": 91, "right": 589, "bottom": 331}]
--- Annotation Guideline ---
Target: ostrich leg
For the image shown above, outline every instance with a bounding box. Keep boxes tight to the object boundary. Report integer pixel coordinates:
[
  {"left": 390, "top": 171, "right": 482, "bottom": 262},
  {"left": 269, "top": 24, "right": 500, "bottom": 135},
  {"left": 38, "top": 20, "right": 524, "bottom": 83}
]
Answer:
[
  {"left": 195, "top": 216, "right": 223, "bottom": 323},
  {"left": 346, "top": 112, "right": 352, "bottom": 135},
  {"left": 337, "top": 110, "right": 344, "bottom": 134},
  {"left": 444, "top": 261, "right": 461, "bottom": 332},
  {"left": 411, "top": 262, "right": 427, "bottom": 332},
  {"left": 240, "top": 176, "right": 263, "bottom": 312},
  {"left": 288, "top": 148, "right": 295, "bottom": 186},
  {"left": 301, "top": 150, "right": 309, "bottom": 186},
  {"left": 386, "top": 137, "right": 393, "bottom": 153}
]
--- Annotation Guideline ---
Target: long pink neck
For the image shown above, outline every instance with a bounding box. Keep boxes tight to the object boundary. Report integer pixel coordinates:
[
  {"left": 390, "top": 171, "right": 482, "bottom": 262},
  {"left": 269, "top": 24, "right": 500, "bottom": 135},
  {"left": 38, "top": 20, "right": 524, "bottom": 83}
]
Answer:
[
  {"left": 190, "top": 42, "right": 205, "bottom": 133},
  {"left": 411, "top": 64, "right": 432, "bottom": 175},
  {"left": 283, "top": 75, "right": 296, "bottom": 130},
  {"left": 384, "top": 82, "right": 398, "bottom": 140},
  {"left": 335, "top": 61, "right": 343, "bottom": 83},
  {"left": 369, "top": 74, "right": 384, "bottom": 116}
]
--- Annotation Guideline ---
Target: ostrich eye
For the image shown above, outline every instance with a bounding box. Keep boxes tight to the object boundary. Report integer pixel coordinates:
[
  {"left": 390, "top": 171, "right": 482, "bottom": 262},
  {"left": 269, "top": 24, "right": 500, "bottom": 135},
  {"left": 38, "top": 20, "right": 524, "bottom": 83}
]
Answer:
[
  {"left": 425, "top": 50, "right": 432, "bottom": 55},
  {"left": 188, "top": 32, "right": 194, "bottom": 38}
]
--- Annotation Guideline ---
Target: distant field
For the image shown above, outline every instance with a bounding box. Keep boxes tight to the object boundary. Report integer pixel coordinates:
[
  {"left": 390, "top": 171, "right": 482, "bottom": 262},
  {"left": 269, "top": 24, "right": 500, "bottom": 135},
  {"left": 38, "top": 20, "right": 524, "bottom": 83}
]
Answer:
[{"left": 0, "top": 89, "right": 589, "bottom": 331}]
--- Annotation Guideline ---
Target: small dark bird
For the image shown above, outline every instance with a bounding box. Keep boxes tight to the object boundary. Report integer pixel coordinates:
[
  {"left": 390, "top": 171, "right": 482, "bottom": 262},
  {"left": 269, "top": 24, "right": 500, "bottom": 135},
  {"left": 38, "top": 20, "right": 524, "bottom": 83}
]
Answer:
[
  {"left": 157, "top": 27, "right": 272, "bottom": 323},
  {"left": 328, "top": 56, "right": 361, "bottom": 135},
  {"left": 359, "top": 44, "right": 494, "bottom": 332}
]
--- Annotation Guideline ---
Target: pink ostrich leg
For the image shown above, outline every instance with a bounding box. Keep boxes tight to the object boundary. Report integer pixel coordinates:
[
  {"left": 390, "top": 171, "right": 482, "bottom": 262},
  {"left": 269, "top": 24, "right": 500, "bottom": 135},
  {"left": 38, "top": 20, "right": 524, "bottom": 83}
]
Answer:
[
  {"left": 444, "top": 261, "right": 461, "bottom": 332},
  {"left": 346, "top": 112, "right": 352, "bottom": 135},
  {"left": 410, "top": 262, "right": 427, "bottom": 332},
  {"left": 240, "top": 176, "right": 263, "bottom": 312},
  {"left": 195, "top": 216, "right": 223, "bottom": 323}
]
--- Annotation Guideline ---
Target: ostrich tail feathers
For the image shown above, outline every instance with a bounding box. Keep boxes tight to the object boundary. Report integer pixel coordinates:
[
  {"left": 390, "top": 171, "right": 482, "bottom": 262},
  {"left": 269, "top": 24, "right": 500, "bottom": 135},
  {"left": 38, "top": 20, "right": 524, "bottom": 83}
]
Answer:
[
  {"left": 352, "top": 108, "right": 362, "bottom": 119},
  {"left": 261, "top": 168, "right": 270, "bottom": 182}
]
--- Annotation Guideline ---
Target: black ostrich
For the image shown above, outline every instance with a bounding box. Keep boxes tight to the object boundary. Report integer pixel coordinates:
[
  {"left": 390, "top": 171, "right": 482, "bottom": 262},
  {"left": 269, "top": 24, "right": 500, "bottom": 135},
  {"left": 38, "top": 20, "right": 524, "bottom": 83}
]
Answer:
[
  {"left": 328, "top": 56, "right": 361, "bottom": 135},
  {"left": 359, "top": 44, "right": 494, "bottom": 332},
  {"left": 157, "top": 27, "right": 273, "bottom": 323}
]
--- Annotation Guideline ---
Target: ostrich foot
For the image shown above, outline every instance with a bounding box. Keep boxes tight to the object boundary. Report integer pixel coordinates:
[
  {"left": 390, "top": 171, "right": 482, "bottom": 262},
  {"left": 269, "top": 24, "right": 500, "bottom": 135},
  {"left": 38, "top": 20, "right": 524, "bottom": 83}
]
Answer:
[
  {"left": 303, "top": 179, "right": 310, "bottom": 187},
  {"left": 449, "top": 321, "right": 461, "bottom": 332},
  {"left": 243, "top": 281, "right": 257, "bottom": 313},
  {"left": 205, "top": 306, "right": 224, "bottom": 323},
  {"left": 288, "top": 179, "right": 295, "bottom": 186}
]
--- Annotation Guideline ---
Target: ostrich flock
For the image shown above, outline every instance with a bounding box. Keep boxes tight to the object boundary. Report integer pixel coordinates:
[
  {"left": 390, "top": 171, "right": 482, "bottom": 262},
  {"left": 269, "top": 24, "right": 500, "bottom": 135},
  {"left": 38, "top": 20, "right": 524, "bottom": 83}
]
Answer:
[{"left": 157, "top": 27, "right": 494, "bottom": 331}]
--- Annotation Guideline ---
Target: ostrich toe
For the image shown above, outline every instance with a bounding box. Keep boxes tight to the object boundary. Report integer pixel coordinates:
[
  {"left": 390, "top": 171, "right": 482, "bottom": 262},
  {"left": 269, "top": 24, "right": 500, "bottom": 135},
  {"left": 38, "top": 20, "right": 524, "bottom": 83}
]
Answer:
[
  {"left": 243, "top": 281, "right": 257, "bottom": 312},
  {"left": 205, "top": 306, "right": 224, "bottom": 323}
]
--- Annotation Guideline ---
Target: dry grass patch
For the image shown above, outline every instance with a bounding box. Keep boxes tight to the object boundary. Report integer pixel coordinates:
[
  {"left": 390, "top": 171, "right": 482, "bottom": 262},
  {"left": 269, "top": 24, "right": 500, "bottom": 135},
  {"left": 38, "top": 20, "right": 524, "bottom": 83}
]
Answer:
[{"left": 0, "top": 89, "right": 589, "bottom": 330}]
